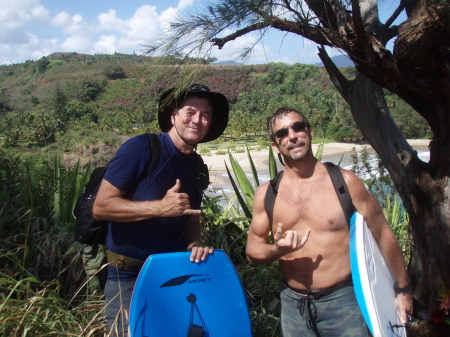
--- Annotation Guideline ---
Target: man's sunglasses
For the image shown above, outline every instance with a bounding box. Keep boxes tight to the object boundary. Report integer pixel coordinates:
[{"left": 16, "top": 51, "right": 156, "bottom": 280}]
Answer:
[{"left": 275, "top": 121, "right": 308, "bottom": 139}]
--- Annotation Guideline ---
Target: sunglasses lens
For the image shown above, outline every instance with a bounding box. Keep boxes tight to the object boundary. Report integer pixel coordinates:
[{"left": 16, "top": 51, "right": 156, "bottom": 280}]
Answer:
[
  {"left": 275, "top": 128, "right": 288, "bottom": 138},
  {"left": 275, "top": 121, "right": 307, "bottom": 138},
  {"left": 292, "top": 122, "right": 306, "bottom": 132}
]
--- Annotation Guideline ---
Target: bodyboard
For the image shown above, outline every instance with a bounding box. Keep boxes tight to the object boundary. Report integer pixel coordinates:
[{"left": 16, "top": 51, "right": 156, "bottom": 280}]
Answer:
[
  {"left": 350, "top": 211, "right": 407, "bottom": 337},
  {"left": 129, "top": 249, "right": 252, "bottom": 337}
]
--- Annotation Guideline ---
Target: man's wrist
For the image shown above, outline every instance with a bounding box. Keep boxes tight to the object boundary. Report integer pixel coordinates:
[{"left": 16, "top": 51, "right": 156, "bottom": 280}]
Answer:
[{"left": 394, "top": 282, "right": 412, "bottom": 295}]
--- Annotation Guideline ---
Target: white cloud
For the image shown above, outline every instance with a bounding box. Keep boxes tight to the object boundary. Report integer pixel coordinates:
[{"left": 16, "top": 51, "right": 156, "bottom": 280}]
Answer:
[
  {"left": 0, "top": 0, "right": 49, "bottom": 25},
  {"left": 0, "top": 31, "right": 58, "bottom": 64},
  {"left": 125, "top": 5, "right": 159, "bottom": 41},
  {"left": 95, "top": 35, "right": 118, "bottom": 54},
  {"left": 51, "top": 11, "right": 71, "bottom": 27},
  {"left": 98, "top": 9, "right": 125, "bottom": 31},
  {"left": 159, "top": 7, "right": 180, "bottom": 32},
  {"left": 177, "top": 0, "right": 195, "bottom": 10},
  {"left": 30, "top": 4, "right": 50, "bottom": 21},
  {"left": 63, "top": 13, "right": 90, "bottom": 36},
  {"left": 60, "top": 35, "right": 91, "bottom": 53},
  {"left": 0, "top": 0, "right": 50, "bottom": 46},
  {"left": 94, "top": 5, "right": 161, "bottom": 53}
]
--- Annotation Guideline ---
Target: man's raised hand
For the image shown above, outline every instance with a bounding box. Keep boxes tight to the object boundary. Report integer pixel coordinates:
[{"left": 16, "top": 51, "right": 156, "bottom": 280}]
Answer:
[
  {"left": 160, "top": 179, "right": 201, "bottom": 217},
  {"left": 274, "top": 223, "right": 310, "bottom": 252}
]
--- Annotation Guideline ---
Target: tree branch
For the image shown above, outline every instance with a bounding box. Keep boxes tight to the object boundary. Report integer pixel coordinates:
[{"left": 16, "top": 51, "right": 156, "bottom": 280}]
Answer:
[
  {"left": 212, "top": 16, "right": 340, "bottom": 51},
  {"left": 269, "top": 16, "right": 336, "bottom": 45},
  {"left": 304, "top": 0, "right": 339, "bottom": 30},
  {"left": 281, "top": 0, "right": 303, "bottom": 20},
  {"left": 351, "top": 0, "right": 365, "bottom": 37},
  {"left": 317, "top": 46, "right": 350, "bottom": 99},
  {"left": 385, "top": 0, "right": 406, "bottom": 27},
  {"left": 211, "top": 22, "right": 271, "bottom": 49}
]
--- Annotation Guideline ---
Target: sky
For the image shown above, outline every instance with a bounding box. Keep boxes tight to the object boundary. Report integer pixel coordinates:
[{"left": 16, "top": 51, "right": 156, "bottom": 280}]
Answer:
[{"left": 0, "top": 0, "right": 403, "bottom": 66}]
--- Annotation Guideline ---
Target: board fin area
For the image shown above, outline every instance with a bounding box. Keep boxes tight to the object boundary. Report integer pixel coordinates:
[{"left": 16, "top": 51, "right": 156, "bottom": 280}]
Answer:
[{"left": 129, "top": 250, "right": 252, "bottom": 337}]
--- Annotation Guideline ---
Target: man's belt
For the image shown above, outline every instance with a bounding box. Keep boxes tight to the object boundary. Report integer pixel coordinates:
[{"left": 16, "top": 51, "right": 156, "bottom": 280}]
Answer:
[{"left": 106, "top": 250, "right": 145, "bottom": 271}]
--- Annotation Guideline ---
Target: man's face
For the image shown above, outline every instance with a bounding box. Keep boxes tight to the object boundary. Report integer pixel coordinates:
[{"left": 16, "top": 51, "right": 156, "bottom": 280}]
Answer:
[
  {"left": 171, "top": 96, "right": 213, "bottom": 145},
  {"left": 272, "top": 111, "right": 313, "bottom": 162}
]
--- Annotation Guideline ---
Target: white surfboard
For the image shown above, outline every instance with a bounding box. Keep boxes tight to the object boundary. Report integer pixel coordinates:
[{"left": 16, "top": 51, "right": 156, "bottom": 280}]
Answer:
[{"left": 349, "top": 212, "right": 407, "bottom": 337}]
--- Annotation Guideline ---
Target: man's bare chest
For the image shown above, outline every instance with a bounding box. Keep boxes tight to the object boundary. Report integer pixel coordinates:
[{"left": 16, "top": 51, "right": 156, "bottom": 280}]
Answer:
[{"left": 272, "top": 181, "right": 347, "bottom": 232}]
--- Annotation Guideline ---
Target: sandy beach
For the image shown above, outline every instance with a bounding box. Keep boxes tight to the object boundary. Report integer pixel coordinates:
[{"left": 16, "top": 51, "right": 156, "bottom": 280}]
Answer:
[{"left": 202, "top": 139, "right": 430, "bottom": 188}]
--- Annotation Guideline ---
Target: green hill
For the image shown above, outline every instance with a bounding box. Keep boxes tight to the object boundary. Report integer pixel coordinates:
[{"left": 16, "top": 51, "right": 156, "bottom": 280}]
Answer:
[{"left": 0, "top": 53, "right": 428, "bottom": 166}]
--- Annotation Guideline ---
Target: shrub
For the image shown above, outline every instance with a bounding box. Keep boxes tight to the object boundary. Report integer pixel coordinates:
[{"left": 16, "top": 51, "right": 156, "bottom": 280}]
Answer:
[{"left": 103, "top": 64, "right": 126, "bottom": 80}]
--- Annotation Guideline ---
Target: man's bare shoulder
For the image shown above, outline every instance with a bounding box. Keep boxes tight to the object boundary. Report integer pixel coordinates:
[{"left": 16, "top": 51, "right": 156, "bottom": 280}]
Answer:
[
  {"left": 253, "top": 181, "right": 270, "bottom": 205},
  {"left": 338, "top": 166, "right": 360, "bottom": 184}
]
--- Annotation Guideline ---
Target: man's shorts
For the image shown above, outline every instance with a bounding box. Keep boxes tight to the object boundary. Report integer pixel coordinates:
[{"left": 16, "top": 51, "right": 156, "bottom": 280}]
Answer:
[
  {"left": 280, "top": 282, "right": 370, "bottom": 337},
  {"left": 104, "top": 278, "right": 136, "bottom": 337}
]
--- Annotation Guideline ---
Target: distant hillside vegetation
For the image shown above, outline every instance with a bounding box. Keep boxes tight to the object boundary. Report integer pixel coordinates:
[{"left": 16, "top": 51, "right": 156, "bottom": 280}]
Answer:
[{"left": 0, "top": 53, "right": 428, "bottom": 165}]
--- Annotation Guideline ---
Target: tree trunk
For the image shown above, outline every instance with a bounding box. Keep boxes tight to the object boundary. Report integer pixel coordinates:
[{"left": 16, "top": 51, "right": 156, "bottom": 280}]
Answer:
[{"left": 319, "top": 47, "right": 450, "bottom": 310}]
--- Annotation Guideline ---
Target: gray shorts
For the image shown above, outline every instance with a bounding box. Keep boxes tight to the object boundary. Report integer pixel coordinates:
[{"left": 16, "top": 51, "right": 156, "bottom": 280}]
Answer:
[{"left": 280, "top": 282, "right": 370, "bottom": 337}]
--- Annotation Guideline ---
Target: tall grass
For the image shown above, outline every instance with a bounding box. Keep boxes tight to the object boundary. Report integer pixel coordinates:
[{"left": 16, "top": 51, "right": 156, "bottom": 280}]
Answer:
[
  {"left": 0, "top": 151, "right": 105, "bottom": 336},
  {"left": 0, "top": 270, "right": 104, "bottom": 336}
]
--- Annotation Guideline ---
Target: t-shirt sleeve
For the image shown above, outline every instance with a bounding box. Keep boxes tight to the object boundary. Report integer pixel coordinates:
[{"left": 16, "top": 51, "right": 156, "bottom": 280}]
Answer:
[{"left": 104, "top": 134, "right": 152, "bottom": 192}]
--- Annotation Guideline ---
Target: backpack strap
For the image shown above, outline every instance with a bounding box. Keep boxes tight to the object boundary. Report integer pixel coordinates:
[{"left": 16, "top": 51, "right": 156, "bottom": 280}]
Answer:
[
  {"left": 264, "top": 171, "right": 284, "bottom": 222},
  {"left": 138, "top": 132, "right": 161, "bottom": 184},
  {"left": 135, "top": 133, "right": 161, "bottom": 186},
  {"left": 192, "top": 151, "right": 210, "bottom": 202},
  {"left": 324, "top": 162, "right": 355, "bottom": 226}
]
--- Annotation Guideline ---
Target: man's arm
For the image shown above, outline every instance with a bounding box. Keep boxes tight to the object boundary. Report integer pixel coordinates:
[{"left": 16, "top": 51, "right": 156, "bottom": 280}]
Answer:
[
  {"left": 93, "top": 178, "right": 201, "bottom": 222},
  {"left": 246, "top": 183, "right": 310, "bottom": 264},
  {"left": 344, "top": 169, "right": 413, "bottom": 323}
]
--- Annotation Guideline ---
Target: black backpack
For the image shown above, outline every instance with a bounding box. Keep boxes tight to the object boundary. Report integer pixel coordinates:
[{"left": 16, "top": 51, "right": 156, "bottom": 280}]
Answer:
[
  {"left": 264, "top": 162, "right": 355, "bottom": 225},
  {"left": 73, "top": 133, "right": 161, "bottom": 244}
]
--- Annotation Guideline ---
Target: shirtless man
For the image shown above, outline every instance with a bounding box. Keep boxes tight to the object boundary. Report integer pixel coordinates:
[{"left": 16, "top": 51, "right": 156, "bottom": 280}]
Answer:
[{"left": 246, "top": 107, "right": 413, "bottom": 336}]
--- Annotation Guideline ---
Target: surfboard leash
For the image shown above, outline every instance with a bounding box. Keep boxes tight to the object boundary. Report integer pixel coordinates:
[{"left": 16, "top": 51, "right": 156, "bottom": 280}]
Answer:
[{"left": 187, "top": 293, "right": 208, "bottom": 337}]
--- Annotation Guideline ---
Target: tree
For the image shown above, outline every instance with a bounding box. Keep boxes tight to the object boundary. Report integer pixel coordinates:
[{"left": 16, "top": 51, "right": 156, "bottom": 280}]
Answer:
[
  {"left": 148, "top": 0, "right": 450, "bottom": 310},
  {"left": 35, "top": 57, "right": 50, "bottom": 74}
]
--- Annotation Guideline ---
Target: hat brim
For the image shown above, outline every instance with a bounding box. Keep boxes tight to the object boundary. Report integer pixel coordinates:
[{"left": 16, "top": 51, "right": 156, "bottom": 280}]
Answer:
[{"left": 158, "top": 88, "right": 229, "bottom": 143}]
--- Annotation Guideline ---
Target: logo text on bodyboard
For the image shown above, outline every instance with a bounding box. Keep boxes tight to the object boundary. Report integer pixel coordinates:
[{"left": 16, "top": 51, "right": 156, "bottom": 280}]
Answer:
[{"left": 160, "top": 274, "right": 213, "bottom": 288}]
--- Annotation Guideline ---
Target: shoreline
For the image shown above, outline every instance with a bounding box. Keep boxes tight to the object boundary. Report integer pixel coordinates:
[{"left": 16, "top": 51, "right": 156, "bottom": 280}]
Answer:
[{"left": 202, "top": 139, "right": 430, "bottom": 188}]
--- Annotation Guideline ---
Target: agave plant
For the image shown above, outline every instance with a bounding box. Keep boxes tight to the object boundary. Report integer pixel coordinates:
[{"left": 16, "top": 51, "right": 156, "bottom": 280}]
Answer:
[
  {"left": 225, "top": 142, "right": 325, "bottom": 221},
  {"left": 53, "top": 159, "right": 92, "bottom": 226}
]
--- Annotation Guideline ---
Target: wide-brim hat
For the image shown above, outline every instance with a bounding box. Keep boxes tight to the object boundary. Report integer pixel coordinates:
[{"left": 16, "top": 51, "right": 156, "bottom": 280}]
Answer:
[{"left": 158, "top": 84, "right": 229, "bottom": 143}]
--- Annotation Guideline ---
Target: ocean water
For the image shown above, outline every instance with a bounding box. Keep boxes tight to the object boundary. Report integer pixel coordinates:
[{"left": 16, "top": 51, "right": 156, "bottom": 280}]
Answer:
[{"left": 208, "top": 151, "right": 430, "bottom": 198}]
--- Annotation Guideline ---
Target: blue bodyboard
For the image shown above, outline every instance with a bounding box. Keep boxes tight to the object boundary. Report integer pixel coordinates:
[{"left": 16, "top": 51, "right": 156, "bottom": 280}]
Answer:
[{"left": 129, "top": 250, "right": 252, "bottom": 337}]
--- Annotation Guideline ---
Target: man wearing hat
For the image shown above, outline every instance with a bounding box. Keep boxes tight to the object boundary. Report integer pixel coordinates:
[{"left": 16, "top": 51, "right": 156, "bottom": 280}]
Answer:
[{"left": 93, "top": 84, "right": 229, "bottom": 336}]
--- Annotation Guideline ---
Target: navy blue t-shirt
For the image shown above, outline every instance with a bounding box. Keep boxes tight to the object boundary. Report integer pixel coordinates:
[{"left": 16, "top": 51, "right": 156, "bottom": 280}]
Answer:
[{"left": 103, "top": 133, "right": 202, "bottom": 279}]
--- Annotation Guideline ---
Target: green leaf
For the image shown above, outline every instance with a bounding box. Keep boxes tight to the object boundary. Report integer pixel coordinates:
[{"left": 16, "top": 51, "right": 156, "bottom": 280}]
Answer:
[
  {"left": 225, "top": 161, "right": 252, "bottom": 219},
  {"left": 314, "top": 142, "right": 324, "bottom": 160},
  {"left": 268, "top": 145, "right": 278, "bottom": 180},
  {"left": 227, "top": 150, "right": 255, "bottom": 208},
  {"left": 246, "top": 144, "right": 260, "bottom": 188}
]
